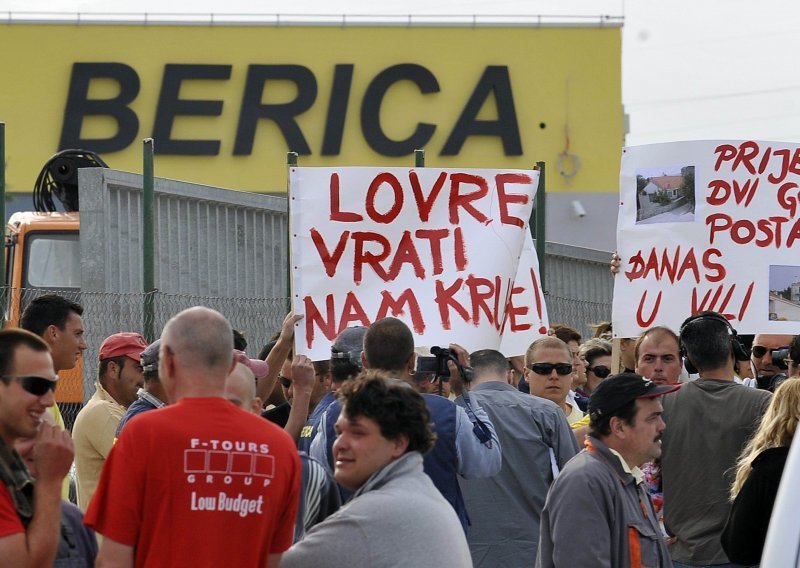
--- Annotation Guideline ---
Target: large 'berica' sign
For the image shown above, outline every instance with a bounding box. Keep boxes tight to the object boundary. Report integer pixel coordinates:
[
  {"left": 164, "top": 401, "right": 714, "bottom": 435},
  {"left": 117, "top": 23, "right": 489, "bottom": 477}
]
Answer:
[
  {"left": 0, "top": 24, "right": 622, "bottom": 193},
  {"left": 60, "top": 63, "right": 522, "bottom": 158}
]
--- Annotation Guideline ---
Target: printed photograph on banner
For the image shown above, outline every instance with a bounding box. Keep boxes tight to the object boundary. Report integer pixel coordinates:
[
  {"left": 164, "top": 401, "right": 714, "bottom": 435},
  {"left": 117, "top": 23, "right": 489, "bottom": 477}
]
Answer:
[
  {"left": 635, "top": 165, "right": 696, "bottom": 224},
  {"left": 768, "top": 265, "right": 800, "bottom": 321}
]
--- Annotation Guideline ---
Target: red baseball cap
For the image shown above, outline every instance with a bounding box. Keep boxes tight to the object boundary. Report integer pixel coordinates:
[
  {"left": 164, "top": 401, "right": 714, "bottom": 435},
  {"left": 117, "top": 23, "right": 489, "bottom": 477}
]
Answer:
[{"left": 99, "top": 332, "right": 149, "bottom": 362}]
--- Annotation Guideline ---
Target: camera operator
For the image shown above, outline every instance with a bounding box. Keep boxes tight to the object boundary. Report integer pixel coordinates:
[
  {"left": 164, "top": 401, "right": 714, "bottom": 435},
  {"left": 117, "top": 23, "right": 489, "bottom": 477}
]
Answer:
[
  {"left": 309, "top": 317, "right": 501, "bottom": 533},
  {"left": 751, "top": 334, "right": 795, "bottom": 391}
]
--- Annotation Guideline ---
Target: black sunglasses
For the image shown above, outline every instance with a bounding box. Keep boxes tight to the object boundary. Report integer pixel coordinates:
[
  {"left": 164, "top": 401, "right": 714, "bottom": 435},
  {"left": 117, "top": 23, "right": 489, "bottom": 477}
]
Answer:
[
  {"left": 2, "top": 375, "right": 58, "bottom": 396},
  {"left": 528, "top": 363, "right": 573, "bottom": 376},
  {"left": 278, "top": 375, "right": 292, "bottom": 389},
  {"left": 752, "top": 345, "right": 789, "bottom": 359},
  {"left": 587, "top": 365, "right": 612, "bottom": 379}
]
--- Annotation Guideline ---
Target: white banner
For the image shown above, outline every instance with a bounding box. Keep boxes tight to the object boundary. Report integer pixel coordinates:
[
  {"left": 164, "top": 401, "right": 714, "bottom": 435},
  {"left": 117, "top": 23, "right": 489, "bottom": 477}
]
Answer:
[
  {"left": 290, "top": 166, "right": 548, "bottom": 361},
  {"left": 614, "top": 140, "right": 800, "bottom": 337}
]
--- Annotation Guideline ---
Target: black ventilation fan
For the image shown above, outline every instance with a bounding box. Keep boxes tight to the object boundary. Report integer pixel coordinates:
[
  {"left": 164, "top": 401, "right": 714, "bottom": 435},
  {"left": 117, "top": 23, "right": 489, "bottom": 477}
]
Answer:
[{"left": 33, "top": 149, "right": 108, "bottom": 212}]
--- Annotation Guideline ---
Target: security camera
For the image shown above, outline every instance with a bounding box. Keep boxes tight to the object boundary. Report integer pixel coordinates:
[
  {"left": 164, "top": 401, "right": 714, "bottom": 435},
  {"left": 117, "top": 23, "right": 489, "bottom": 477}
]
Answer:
[{"left": 571, "top": 200, "right": 587, "bottom": 219}]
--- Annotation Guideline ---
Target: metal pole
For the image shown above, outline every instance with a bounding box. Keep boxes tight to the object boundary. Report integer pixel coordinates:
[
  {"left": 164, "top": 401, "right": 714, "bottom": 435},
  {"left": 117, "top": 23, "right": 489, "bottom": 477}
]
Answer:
[
  {"left": 0, "top": 123, "right": 5, "bottom": 296},
  {"left": 286, "top": 152, "right": 298, "bottom": 301},
  {"left": 534, "top": 161, "right": 546, "bottom": 288},
  {"left": 0, "top": 122, "right": 8, "bottom": 314},
  {"left": 414, "top": 149, "right": 425, "bottom": 167},
  {"left": 143, "top": 138, "right": 156, "bottom": 341}
]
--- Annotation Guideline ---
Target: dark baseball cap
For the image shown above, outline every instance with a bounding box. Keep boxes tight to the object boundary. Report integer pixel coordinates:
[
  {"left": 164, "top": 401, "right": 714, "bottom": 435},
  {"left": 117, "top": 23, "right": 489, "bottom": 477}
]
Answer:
[
  {"left": 588, "top": 372, "right": 680, "bottom": 420},
  {"left": 140, "top": 339, "right": 161, "bottom": 373},
  {"left": 331, "top": 326, "right": 367, "bottom": 367}
]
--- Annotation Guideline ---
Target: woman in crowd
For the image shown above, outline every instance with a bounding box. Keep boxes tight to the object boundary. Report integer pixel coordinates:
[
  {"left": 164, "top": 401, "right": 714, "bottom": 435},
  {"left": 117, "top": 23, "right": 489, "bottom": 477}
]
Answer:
[{"left": 721, "top": 377, "right": 800, "bottom": 565}]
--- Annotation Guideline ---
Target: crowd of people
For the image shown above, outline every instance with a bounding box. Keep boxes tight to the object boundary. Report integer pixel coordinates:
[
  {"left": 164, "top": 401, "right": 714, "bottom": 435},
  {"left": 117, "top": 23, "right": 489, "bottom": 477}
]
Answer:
[{"left": 0, "top": 292, "right": 799, "bottom": 567}]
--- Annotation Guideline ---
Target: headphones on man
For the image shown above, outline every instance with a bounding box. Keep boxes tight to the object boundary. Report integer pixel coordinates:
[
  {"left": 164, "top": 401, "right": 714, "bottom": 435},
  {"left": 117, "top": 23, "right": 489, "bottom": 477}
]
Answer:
[{"left": 679, "top": 312, "right": 750, "bottom": 375}]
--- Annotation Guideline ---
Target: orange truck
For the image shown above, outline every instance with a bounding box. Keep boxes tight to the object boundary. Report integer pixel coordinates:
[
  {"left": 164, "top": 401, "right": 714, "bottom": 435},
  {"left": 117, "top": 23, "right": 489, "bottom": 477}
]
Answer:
[
  {"left": 3, "top": 150, "right": 105, "bottom": 428},
  {"left": 5, "top": 211, "right": 82, "bottom": 419}
]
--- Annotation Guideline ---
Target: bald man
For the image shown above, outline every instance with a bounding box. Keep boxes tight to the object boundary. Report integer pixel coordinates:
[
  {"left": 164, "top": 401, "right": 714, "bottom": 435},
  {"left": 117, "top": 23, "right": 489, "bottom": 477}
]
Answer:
[
  {"left": 225, "top": 363, "right": 263, "bottom": 415},
  {"left": 85, "top": 307, "right": 301, "bottom": 568}
]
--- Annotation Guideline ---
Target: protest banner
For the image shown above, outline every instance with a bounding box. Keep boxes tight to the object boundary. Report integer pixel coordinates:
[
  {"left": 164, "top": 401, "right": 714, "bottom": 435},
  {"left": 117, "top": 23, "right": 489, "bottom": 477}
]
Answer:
[
  {"left": 290, "top": 166, "right": 547, "bottom": 361},
  {"left": 614, "top": 140, "right": 800, "bottom": 337}
]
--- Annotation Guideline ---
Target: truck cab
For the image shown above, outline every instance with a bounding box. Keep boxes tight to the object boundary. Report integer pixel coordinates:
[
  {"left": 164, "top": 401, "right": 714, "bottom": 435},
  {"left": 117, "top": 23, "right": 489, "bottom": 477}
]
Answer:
[{"left": 5, "top": 211, "right": 82, "bottom": 427}]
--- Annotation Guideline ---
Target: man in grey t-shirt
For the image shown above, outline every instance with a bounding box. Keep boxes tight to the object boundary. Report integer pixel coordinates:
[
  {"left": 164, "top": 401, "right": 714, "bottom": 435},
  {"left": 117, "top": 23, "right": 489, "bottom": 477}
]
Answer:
[{"left": 661, "top": 311, "right": 771, "bottom": 567}]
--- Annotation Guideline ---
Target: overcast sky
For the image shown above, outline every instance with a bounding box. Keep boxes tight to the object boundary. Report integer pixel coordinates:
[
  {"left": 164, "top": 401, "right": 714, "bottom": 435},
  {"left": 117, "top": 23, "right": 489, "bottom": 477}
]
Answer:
[
  {"left": 770, "top": 265, "right": 800, "bottom": 291},
  {"left": 6, "top": 0, "right": 800, "bottom": 147}
]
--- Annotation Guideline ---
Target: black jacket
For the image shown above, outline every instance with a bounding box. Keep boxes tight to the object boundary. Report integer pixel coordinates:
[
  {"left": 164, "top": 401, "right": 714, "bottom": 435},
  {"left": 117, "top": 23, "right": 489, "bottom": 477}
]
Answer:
[{"left": 720, "top": 446, "right": 790, "bottom": 565}]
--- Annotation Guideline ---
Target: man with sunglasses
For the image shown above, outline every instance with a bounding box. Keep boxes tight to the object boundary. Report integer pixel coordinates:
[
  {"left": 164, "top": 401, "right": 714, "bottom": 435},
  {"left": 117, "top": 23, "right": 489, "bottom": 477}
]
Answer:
[
  {"left": 458, "top": 348, "right": 577, "bottom": 566},
  {"left": 0, "top": 329, "right": 74, "bottom": 566},
  {"left": 575, "top": 338, "right": 613, "bottom": 408},
  {"left": 525, "top": 336, "right": 585, "bottom": 425},
  {"left": 751, "top": 333, "right": 795, "bottom": 391}
]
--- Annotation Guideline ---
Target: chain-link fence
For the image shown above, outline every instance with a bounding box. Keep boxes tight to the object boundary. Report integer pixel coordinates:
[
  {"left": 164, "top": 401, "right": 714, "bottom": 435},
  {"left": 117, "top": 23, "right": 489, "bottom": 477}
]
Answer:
[
  {"left": 7, "top": 283, "right": 611, "bottom": 429},
  {"left": 7, "top": 287, "right": 290, "bottom": 430},
  {"left": 546, "top": 293, "right": 612, "bottom": 341}
]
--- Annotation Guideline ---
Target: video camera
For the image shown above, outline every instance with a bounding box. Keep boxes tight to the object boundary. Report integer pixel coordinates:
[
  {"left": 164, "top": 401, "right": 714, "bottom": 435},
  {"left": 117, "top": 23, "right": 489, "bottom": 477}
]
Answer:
[
  {"left": 415, "top": 346, "right": 474, "bottom": 382},
  {"left": 771, "top": 347, "right": 790, "bottom": 371}
]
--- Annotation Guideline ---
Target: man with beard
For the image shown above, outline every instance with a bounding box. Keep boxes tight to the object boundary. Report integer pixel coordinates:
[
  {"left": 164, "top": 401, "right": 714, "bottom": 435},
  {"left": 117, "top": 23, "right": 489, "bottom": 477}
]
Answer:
[
  {"left": 537, "top": 373, "right": 678, "bottom": 568},
  {"left": 635, "top": 326, "right": 683, "bottom": 386}
]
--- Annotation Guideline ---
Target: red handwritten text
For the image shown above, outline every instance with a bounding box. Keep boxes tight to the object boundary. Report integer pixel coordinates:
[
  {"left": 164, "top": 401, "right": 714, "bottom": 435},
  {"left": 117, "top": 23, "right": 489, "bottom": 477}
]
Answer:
[
  {"left": 327, "top": 170, "right": 532, "bottom": 227},
  {"left": 625, "top": 246, "right": 726, "bottom": 284}
]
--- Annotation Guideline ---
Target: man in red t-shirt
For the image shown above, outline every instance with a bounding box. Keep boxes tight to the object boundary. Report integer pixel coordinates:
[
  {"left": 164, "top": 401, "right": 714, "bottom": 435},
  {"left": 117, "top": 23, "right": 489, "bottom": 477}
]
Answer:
[
  {"left": 0, "top": 329, "right": 74, "bottom": 566},
  {"left": 85, "top": 307, "right": 301, "bottom": 567}
]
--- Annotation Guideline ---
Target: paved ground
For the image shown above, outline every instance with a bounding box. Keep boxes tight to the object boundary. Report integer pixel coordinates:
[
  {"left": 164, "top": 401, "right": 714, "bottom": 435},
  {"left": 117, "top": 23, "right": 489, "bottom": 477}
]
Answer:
[{"left": 637, "top": 202, "right": 694, "bottom": 224}]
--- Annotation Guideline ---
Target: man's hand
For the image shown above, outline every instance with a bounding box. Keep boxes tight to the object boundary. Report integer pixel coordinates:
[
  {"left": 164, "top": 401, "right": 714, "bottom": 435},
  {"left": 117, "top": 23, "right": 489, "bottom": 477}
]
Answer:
[
  {"left": 284, "top": 355, "right": 316, "bottom": 442},
  {"left": 447, "top": 343, "right": 471, "bottom": 395},
  {"left": 610, "top": 251, "right": 621, "bottom": 275},
  {"left": 258, "top": 312, "right": 304, "bottom": 404},
  {"left": 279, "top": 312, "right": 303, "bottom": 343},
  {"left": 32, "top": 422, "right": 73, "bottom": 484},
  {"left": 291, "top": 355, "right": 315, "bottom": 399}
]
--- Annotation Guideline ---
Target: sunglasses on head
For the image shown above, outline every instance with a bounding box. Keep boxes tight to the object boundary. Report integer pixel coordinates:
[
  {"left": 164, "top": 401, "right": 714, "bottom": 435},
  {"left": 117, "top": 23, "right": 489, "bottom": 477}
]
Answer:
[
  {"left": 528, "top": 363, "right": 573, "bottom": 376},
  {"left": 587, "top": 365, "right": 612, "bottom": 378},
  {"left": 752, "top": 345, "right": 789, "bottom": 359},
  {"left": 2, "top": 375, "right": 58, "bottom": 396},
  {"left": 278, "top": 375, "right": 292, "bottom": 389}
]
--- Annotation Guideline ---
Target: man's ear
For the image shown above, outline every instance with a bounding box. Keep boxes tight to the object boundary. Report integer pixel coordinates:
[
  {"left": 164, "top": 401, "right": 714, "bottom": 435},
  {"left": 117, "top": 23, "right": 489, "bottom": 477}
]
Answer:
[
  {"left": 46, "top": 324, "right": 59, "bottom": 341},
  {"left": 251, "top": 396, "right": 263, "bottom": 415},
  {"left": 609, "top": 416, "right": 626, "bottom": 438},
  {"left": 162, "top": 347, "right": 177, "bottom": 380},
  {"left": 361, "top": 351, "right": 369, "bottom": 370},
  {"left": 392, "top": 434, "right": 410, "bottom": 458},
  {"left": 406, "top": 352, "right": 416, "bottom": 374},
  {"left": 107, "top": 360, "right": 121, "bottom": 380}
]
